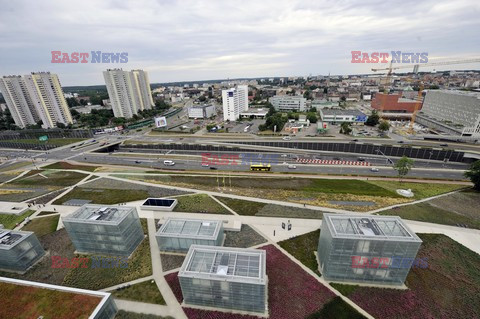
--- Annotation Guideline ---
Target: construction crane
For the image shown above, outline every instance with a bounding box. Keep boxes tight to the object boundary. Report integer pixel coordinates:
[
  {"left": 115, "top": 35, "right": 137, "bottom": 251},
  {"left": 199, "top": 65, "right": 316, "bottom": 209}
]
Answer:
[{"left": 372, "top": 57, "right": 480, "bottom": 132}]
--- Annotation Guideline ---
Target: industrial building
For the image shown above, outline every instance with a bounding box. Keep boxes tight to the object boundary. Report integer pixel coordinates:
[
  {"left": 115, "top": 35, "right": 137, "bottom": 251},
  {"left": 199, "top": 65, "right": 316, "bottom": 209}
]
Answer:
[
  {"left": 318, "top": 214, "right": 422, "bottom": 286},
  {"left": 0, "top": 227, "right": 45, "bottom": 273},
  {"left": 62, "top": 205, "right": 144, "bottom": 256},
  {"left": 371, "top": 93, "right": 420, "bottom": 114},
  {"left": 270, "top": 95, "right": 306, "bottom": 112},
  {"left": 156, "top": 218, "right": 224, "bottom": 252},
  {"left": 188, "top": 104, "right": 215, "bottom": 119},
  {"left": 179, "top": 245, "right": 267, "bottom": 313},
  {"left": 319, "top": 109, "right": 367, "bottom": 124},
  {"left": 222, "top": 85, "right": 249, "bottom": 121},
  {"left": 420, "top": 90, "right": 480, "bottom": 138}
]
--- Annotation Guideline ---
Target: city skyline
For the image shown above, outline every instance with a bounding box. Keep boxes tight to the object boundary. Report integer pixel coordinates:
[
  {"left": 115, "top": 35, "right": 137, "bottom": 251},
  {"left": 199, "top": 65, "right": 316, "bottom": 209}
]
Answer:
[{"left": 0, "top": 0, "right": 479, "bottom": 86}]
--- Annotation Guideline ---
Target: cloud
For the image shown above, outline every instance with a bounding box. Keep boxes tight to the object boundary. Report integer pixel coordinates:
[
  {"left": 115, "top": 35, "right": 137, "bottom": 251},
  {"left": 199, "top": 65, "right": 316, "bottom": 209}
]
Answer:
[{"left": 0, "top": 0, "right": 478, "bottom": 85}]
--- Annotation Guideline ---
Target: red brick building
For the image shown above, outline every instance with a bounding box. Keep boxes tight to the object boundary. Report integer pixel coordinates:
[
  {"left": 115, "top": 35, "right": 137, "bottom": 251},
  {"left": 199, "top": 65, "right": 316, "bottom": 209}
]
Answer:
[{"left": 371, "top": 93, "right": 421, "bottom": 113}]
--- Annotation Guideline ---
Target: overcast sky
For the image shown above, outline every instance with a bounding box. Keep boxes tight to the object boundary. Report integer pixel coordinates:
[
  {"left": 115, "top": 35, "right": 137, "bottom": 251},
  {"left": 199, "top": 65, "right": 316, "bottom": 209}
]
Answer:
[{"left": 0, "top": 0, "right": 479, "bottom": 86}]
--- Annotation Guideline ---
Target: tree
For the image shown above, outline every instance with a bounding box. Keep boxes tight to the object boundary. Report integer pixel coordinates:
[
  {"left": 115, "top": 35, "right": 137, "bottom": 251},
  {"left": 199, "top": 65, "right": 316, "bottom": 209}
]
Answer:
[
  {"left": 198, "top": 95, "right": 207, "bottom": 102},
  {"left": 378, "top": 120, "right": 390, "bottom": 132},
  {"left": 464, "top": 160, "right": 480, "bottom": 190},
  {"left": 365, "top": 110, "right": 380, "bottom": 126},
  {"left": 394, "top": 156, "right": 415, "bottom": 182},
  {"left": 307, "top": 112, "right": 318, "bottom": 123},
  {"left": 340, "top": 122, "right": 352, "bottom": 135},
  {"left": 310, "top": 107, "right": 317, "bottom": 113},
  {"left": 56, "top": 122, "right": 66, "bottom": 129}
]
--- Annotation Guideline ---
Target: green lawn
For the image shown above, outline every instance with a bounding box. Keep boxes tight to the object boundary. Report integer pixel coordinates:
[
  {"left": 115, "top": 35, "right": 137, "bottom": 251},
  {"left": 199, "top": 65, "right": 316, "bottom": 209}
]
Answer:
[
  {"left": 367, "top": 180, "right": 465, "bottom": 199},
  {"left": 12, "top": 171, "right": 88, "bottom": 187},
  {"left": 43, "top": 162, "right": 99, "bottom": 172},
  {"left": 53, "top": 187, "right": 149, "bottom": 205},
  {"left": 37, "top": 211, "right": 58, "bottom": 216},
  {"left": 304, "top": 179, "right": 399, "bottom": 197},
  {"left": 112, "top": 280, "right": 166, "bottom": 305},
  {"left": 0, "top": 138, "right": 85, "bottom": 146},
  {"left": 307, "top": 296, "right": 367, "bottom": 319},
  {"left": 21, "top": 215, "right": 60, "bottom": 237},
  {"left": 0, "top": 210, "right": 35, "bottom": 229},
  {"left": 62, "top": 219, "right": 152, "bottom": 290},
  {"left": 278, "top": 229, "right": 321, "bottom": 275},
  {"left": 214, "top": 196, "right": 266, "bottom": 216},
  {"left": 377, "top": 202, "right": 480, "bottom": 229},
  {"left": 174, "top": 194, "right": 231, "bottom": 214}
]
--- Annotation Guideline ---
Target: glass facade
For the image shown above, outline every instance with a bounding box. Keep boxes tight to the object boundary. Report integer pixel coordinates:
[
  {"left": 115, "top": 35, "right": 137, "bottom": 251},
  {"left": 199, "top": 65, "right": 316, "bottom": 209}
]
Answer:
[
  {"left": 0, "top": 229, "right": 45, "bottom": 273},
  {"left": 318, "top": 214, "right": 422, "bottom": 286},
  {"left": 156, "top": 219, "right": 224, "bottom": 252},
  {"left": 63, "top": 205, "right": 144, "bottom": 256},
  {"left": 179, "top": 245, "right": 267, "bottom": 313},
  {"left": 93, "top": 294, "right": 118, "bottom": 319}
]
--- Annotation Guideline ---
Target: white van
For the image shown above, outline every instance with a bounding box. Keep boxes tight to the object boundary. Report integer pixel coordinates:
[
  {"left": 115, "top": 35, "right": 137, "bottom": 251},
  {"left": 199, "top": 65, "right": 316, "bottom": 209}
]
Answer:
[{"left": 163, "top": 160, "right": 175, "bottom": 166}]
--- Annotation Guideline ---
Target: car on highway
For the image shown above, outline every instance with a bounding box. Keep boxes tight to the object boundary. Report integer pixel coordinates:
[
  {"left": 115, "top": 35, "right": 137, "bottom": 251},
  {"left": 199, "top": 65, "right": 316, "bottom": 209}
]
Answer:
[
  {"left": 370, "top": 167, "right": 379, "bottom": 172},
  {"left": 282, "top": 136, "right": 291, "bottom": 141},
  {"left": 440, "top": 143, "right": 448, "bottom": 147},
  {"left": 333, "top": 157, "right": 341, "bottom": 160},
  {"left": 209, "top": 166, "right": 218, "bottom": 170},
  {"left": 287, "top": 164, "right": 297, "bottom": 169},
  {"left": 163, "top": 160, "right": 175, "bottom": 166},
  {"left": 357, "top": 157, "right": 366, "bottom": 162},
  {"left": 397, "top": 140, "right": 404, "bottom": 144},
  {"left": 135, "top": 160, "right": 141, "bottom": 164},
  {"left": 352, "top": 139, "right": 359, "bottom": 142}
]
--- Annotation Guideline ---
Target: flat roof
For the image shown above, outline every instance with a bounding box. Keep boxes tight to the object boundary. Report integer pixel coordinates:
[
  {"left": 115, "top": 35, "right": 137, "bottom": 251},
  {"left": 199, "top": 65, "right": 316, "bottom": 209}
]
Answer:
[
  {"left": 157, "top": 218, "right": 222, "bottom": 240},
  {"left": 63, "top": 204, "right": 135, "bottom": 224},
  {"left": 323, "top": 213, "right": 421, "bottom": 242},
  {"left": 321, "top": 109, "right": 366, "bottom": 116},
  {"left": 0, "top": 229, "right": 30, "bottom": 249},
  {"left": 179, "top": 245, "right": 266, "bottom": 285}
]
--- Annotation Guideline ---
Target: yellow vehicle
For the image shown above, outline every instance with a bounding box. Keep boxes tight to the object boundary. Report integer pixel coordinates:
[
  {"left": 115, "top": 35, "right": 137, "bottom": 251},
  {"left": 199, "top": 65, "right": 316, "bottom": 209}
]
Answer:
[{"left": 250, "top": 164, "right": 271, "bottom": 171}]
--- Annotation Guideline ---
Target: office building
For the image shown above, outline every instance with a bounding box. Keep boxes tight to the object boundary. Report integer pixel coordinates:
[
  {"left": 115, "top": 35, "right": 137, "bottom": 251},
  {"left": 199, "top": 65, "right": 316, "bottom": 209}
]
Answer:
[
  {"left": 179, "top": 245, "right": 267, "bottom": 313},
  {"left": 62, "top": 205, "right": 144, "bottom": 256},
  {"left": 0, "top": 277, "right": 117, "bottom": 319},
  {"left": 371, "top": 93, "right": 420, "bottom": 113},
  {"left": 420, "top": 90, "right": 480, "bottom": 137},
  {"left": 270, "top": 95, "right": 306, "bottom": 112},
  {"left": 103, "top": 69, "right": 154, "bottom": 119},
  {"left": 222, "top": 85, "right": 248, "bottom": 121},
  {"left": 0, "top": 228, "right": 45, "bottom": 273},
  {"left": 156, "top": 218, "right": 224, "bottom": 252},
  {"left": 318, "top": 214, "right": 422, "bottom": 286},
  {"left": 0, "top": 72, "right": 73, "bottom": 129},
  {"left": 188, "top": 104, "right": 215, "bottom": 119},
  {"left": 320, "top": 109, "right": 367, "bottom": 124}
]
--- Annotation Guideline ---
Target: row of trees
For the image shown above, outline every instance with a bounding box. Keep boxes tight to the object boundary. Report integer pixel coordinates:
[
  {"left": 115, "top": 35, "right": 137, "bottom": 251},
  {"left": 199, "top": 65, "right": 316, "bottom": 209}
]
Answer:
[{"left": 258, "top": 104, "right": 288, "bottom": 132}]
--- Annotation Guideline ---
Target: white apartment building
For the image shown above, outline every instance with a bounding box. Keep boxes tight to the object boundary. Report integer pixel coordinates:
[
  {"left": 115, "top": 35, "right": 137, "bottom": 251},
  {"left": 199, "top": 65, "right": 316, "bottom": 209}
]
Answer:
[
  {"left": 188, "top": 104, "right": 215, "bottom": 119},
  {"left": 421, "top": 90, "right": 480, "bottom": 137},
  {"left": 222, "top": 85, "right": 248, "bottom": 121},
  {"left": 0, "top": 72, "right": 73, "bottom": 129},
  {"left": 0, "top": 76, "right": 40, "bottom": 128},
  {"left": 270, "top": 95, "right": 306, "bottom": 112},
  {"left": 103, "top": 69, "right": 154, "bottom": 119}
]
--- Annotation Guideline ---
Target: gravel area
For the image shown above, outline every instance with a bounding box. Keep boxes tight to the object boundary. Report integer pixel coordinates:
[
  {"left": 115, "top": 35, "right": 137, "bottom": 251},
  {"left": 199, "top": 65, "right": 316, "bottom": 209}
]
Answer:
[
  {"left": 79, "top": 177, "right": 190, "bottom": 198},
  {"left": 224, "top": 225, "right": 267, "bottom": 248},
  {"left": 428, "top": 190, "right": 480, "bottom": 221},
  {"left": 160, "top": 254, "right": 186, "bottom": 272}
]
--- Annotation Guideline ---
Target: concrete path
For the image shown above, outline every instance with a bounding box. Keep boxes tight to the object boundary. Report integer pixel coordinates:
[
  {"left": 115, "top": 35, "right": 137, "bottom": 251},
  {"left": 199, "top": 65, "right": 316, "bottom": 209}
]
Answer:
[
  {"left": 102, "top": 275, "right": 154, "bottom": 292},
  {"left": 114, "top": 299, "right": 174, "bottom": 317}
]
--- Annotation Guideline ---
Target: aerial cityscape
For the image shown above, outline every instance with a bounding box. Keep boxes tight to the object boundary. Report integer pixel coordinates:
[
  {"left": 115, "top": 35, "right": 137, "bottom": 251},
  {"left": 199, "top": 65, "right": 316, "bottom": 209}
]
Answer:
[{"left": 0, "top": 1, "right": 479, "bottom": 319}]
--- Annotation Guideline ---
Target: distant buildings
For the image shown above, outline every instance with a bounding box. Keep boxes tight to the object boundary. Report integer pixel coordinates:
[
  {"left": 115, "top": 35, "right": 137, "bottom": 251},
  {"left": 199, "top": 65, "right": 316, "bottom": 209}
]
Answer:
[
  {"left": 319, "top": 109, "right": 367, "bottom": 124},
  {"left": 371, "top": 93, "right": 420, "bottom": 114},
  {"left": 270, "top": 95, "right": 306, "bottom": 112},
  {"left": 103, "top": 69, "right": 154, "bottom": 119},
  {"left": 318, "top": 214, "right": 422, "bottom": 286},
  {"left": 179, "top": 245, "right": 267, "bottom": 313},
  {"left": 156, "top": 218, "right": 224, "bottom": 252},
  {"left": 0, "top": 72, "right": 73, "bottom": 128},
  {"left": 0, "top": 227, "right": 45, "bottom": 273},
  {"left": 62, "top": 205, "right": 144, "bottom": 256},
  {"left": 420, "top": 90, "right": 480, "bottom": 137},
  {"left": 222, "top": 85, "right": 248, "bottom": 121},
  {"left": 188, "top": 104, "right": 215, "bottom": 119}
]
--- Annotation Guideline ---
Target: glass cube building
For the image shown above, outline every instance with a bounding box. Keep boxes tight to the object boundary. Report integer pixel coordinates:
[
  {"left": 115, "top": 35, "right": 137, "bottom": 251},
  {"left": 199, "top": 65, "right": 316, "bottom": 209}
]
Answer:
[
  {"left": 156, "top": 218, "right": 224, "bottom": 252},
  {"left": 318, "top": 214, "right": 422, "bottom": 286},
  {"left": 62, "top": 205, "right": 144, "bottom": 256},
  {"left": 0, "top": 228, "right": 45, "bottom": 273},
  {"left": 179, "top": 245, "right": 267, "bottom": 314}
]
